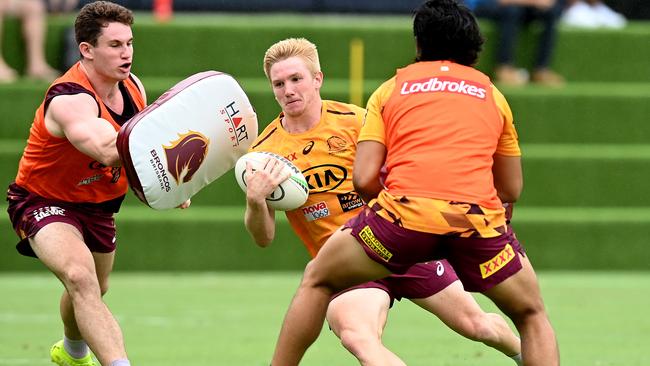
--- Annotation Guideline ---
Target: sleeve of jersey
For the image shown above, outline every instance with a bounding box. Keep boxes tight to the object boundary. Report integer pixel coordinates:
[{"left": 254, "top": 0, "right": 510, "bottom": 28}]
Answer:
[
  {"left": 358, "top": 78, "right": 395, "bottom": 144},
  {"left": 493, "top": 86, "right": 521, "bottom": 157}
]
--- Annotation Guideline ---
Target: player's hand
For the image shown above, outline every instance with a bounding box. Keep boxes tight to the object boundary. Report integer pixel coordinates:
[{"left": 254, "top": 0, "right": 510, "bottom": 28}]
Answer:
[
  {"left": 244, "top": 158, "right": 290, "bottom": 204},
  {"left": 177, "top": 199, "right": 191, "bottom": 209}
]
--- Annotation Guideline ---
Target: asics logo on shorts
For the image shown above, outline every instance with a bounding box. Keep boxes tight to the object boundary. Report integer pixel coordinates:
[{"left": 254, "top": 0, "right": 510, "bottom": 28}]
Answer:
[
  {"left": 33, "top": 206, "right": 66, "bottom": 222},
  {"left": 480, "top": 243, "right": 515, "bottom": 279},
  {"left": 436, "top": 261, "right": 445, "bottom": 276}
]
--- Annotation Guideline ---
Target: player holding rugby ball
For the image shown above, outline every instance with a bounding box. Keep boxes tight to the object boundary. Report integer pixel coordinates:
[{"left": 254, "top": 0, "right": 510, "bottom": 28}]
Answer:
[
  {"left": 269, "top": 1, "right": 559, "bottom": 365},
  {"left": 243, "top": 37, "right": 523, "bottom": 365}
]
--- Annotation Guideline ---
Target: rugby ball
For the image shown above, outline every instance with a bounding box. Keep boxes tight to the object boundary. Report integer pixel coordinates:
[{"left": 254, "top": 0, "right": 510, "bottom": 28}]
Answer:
[{"left": 235, "top": 151, "right": 309, "bottom": 211}]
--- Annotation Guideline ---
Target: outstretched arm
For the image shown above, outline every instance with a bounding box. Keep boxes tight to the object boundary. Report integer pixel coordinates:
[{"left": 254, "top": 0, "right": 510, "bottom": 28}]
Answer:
[{"left": 45, "top": 93, "right": 121, "bottom": 167}]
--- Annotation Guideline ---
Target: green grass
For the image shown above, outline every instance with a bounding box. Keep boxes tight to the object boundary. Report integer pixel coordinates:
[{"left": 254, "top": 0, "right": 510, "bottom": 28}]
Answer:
[{"left": 1, "top": 271, "right": 649, "bottom": 365}]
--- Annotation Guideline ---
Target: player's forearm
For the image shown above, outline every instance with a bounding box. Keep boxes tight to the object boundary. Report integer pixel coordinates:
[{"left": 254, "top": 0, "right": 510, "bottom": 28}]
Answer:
[
  {"left": 67, "top": 118, "right": 121, "bottom": 167},
  {"left": 97, "top": 136, "right": 121, "bottom": 167},
  {"left": 493, "top": 154, "right": 523, "bottom": 203},
  {"left": 244, "top": 199, "right": 276, "bottom": 247},
  {"left": 354, "top": 178, "right": 383, "bottom": 204}
]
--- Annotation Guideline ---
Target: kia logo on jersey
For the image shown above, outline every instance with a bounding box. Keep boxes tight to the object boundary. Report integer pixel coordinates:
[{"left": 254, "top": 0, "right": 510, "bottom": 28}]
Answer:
[{"left": 302, "top": 164, "right": 347, "bottom": 193}]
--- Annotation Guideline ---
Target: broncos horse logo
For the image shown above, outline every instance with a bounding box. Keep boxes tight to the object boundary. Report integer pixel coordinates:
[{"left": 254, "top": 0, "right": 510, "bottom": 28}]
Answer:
[{"left": 163, "top": 131, "right": 210, "bottom": 185}]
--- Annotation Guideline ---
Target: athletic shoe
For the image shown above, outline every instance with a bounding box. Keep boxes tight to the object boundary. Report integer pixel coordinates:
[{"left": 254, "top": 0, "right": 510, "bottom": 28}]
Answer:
[
  {"left": 50, "top": 340, "right": 98, "bottom": 366},
  {"left": 562, "top": 2, "right": 599, "bottom": 28},
  {"left": 592, "top": 3, "right": 627, "bottom": 29},
  {"left": 531, "top": 68, "right": 565, "bottom": 87},
  {"left": 494, "top": 65, "right": 529, "bottom": 86}
]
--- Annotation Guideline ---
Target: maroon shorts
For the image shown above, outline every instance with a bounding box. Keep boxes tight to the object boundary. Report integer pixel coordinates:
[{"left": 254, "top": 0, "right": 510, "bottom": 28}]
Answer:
[
  {"left": 335, "top": 260, "right": 458, "bottom": 307},
  {"left": 6, "top": 183, "right": 118, "bottom": 257},
  {"left": 344, "top": 208, "right": 526, "bottom": 293}
]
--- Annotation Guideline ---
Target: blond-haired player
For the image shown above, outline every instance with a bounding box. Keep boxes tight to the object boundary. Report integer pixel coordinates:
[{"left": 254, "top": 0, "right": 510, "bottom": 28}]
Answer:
[{"left": 244, "top": 37, "right": 523, "bottom": 365}]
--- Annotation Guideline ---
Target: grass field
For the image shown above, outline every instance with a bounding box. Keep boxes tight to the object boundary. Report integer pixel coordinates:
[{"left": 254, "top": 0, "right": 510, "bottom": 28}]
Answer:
[{"left": 1, "top": 271, "right": 649, "bottom": 365}]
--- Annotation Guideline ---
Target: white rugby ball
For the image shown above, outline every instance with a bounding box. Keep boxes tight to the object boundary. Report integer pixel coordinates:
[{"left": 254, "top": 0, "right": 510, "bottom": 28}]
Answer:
[{"left": 235, "top": 151, "right": 309, "bottom": 211}]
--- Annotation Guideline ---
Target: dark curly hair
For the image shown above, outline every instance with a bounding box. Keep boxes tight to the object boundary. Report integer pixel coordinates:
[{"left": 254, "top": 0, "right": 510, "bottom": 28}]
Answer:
[
  {"left": 413, "top": 0, "right": 484, "bottom": 66},
  {"left": 75, "top": 1, "right": 133, "bottom": 46}
]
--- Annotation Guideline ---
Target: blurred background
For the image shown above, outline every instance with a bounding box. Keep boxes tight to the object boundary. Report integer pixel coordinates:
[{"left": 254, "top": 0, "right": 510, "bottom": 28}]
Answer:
[{"left": 1, "top": 0, "right": 649, "bottom": 273}]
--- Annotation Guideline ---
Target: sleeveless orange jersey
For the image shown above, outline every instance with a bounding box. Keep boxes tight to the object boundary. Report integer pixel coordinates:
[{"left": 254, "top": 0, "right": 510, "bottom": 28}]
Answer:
[
  {"left": 250, "top": 100, "right": 365, "bottom": 257},
  {"left": 15, "top": 62, "right": 145, "bottom": 203},
  {"left": 360, "top": 61, "right": 520, "bottom": 238}
]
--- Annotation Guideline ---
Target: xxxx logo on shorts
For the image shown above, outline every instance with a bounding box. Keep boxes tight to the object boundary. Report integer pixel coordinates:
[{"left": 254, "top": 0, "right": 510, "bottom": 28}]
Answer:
[
  {"left": 480, "top": 243, "right": 515, "bottom": 279},
  {"left": 359, "top": 226, "right": 393, "bottom": 262},
  {"left": 163, "top": 131, "right": 210, "bottom": 185}
]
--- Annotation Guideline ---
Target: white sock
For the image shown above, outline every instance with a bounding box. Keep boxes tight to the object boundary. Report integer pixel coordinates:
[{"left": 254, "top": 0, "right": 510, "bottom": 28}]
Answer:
[
  {"left": 63, "top": 335, "right": 89, "bottom": 359},
  {"left": 110, "top": 360, "right": 131, "bottom": 366},
  {"left": 511, "top": 353, "right": 523, "bottom": 366}
]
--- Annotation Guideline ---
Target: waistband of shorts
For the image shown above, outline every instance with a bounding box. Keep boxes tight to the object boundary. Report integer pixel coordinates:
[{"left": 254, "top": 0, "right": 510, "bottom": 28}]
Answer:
[{"left": 8, "top": 182, "right": 124, "bottom": 214}]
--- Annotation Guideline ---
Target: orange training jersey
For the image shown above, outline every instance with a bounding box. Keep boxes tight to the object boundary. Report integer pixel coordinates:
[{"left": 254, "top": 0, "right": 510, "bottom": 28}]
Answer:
[
  {"left": 360, "top": 61, "right": 521, "bottom": 238},
  {"left": 250, "top": 100, "right": 365, "bottom": 257},
  {"left": 15, "top": 62, "right": 146, "bottom": 204}
]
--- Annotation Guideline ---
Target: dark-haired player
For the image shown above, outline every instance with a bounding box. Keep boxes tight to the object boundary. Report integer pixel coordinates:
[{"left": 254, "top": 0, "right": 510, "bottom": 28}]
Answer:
[
  {"left": 7, "top": 2, "right": 146, "bottom": 365},
  {"left": 269, "top": 1, "right": 559, "bottom": 365},
  {"left": 245, "top": 37, "right": 522, "bottom": 365}
]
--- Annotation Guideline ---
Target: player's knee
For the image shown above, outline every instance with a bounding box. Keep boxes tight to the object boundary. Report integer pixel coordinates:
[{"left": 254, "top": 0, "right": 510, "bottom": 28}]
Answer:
[
  {"left": 301, "top": 259, "right": 330, "bottom": 288},
  {"left": 508, "top": 300, "right": 548, "bottom": 326},
  {"left": 462, "top": 314, "right": 498, "bottom": 343},
  {"left": 338, "top": 329, "right": 376, "bottom": 359},
  {"left": 60, "top": 265, "right": 99, "bottom": 296}
]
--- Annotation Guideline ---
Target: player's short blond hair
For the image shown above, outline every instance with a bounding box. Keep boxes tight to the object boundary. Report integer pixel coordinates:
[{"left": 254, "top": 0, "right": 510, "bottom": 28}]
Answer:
[{"left": 263, "top": 38, "right": 321, "bottom": 80}]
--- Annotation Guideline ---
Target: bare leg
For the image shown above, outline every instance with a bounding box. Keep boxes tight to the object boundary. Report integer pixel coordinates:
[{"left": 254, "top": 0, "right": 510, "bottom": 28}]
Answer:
[
  {"left": 60, "top": 251, "right": 115, "bottom": 341},
  {"left": 16, "top": 0, "right": 59, "bottom": 80},
  {"left": 483, "top": 254, "right": 559, "bottom": 366},
  {"left": 327, "top": 288, "right": 406, "bottom": 366},
  {"left": 411, "top": 280, "right": 521, "bottom": 358},
  {"left": 0, "top": 1, "right": 18, "bottom": 82},
  {"left": 30, "top": 223, "right": 127, "bottom": 366},
  {"left": 271, "top": 228, "right": 392, "bottom": 366}
]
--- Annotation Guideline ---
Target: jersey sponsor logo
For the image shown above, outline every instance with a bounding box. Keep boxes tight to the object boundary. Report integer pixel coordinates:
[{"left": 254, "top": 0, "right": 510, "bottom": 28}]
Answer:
[
  {"left": 110, "top": 167, "right": 121, "bottom": 183},
  {"left": 302, "top": 164, "right": 347, "bottom": 193},
  {"left": 400, "top": 76, "right": 487, "bottom": 100},
  {"left": 327, "top": 136, "right": 349, "bottom": 154},
  {"left": 303, "top": 140, "right": 315, "bottom": 155},
  {"left": 33, "top": 206, "right": 65, "bottom": 222},
  {"left": 163, "top": 131, "right": 210, "bottom": 185},
  {"left": 301, "top": 201, "right": 330, "bottom": 221},
  {"left": 87, "top": 161, "right": 121, "bottom": 184},
  {"left": 77, "top": 174, "right": 103, "bottom": 186},
  {"left": 480, "top": 243, "right": 515, "bottom": 279},
  {"left": 359, "top": 225, "right": 393, "bottom": 262},
  {"left": 285, "top": 152, "right": 297, "bottom": 162},
  {"left": 337, "top": 192, "right": 363, "bottom": 212},
  {"left": 221, "top": 101, "right": 250, "bottom": 147}
]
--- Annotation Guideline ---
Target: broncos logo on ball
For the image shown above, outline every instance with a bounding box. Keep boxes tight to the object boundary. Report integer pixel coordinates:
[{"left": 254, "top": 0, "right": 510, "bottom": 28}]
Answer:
[{"left": 163, "top": 131, "right": 210, "bottom": 185}]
